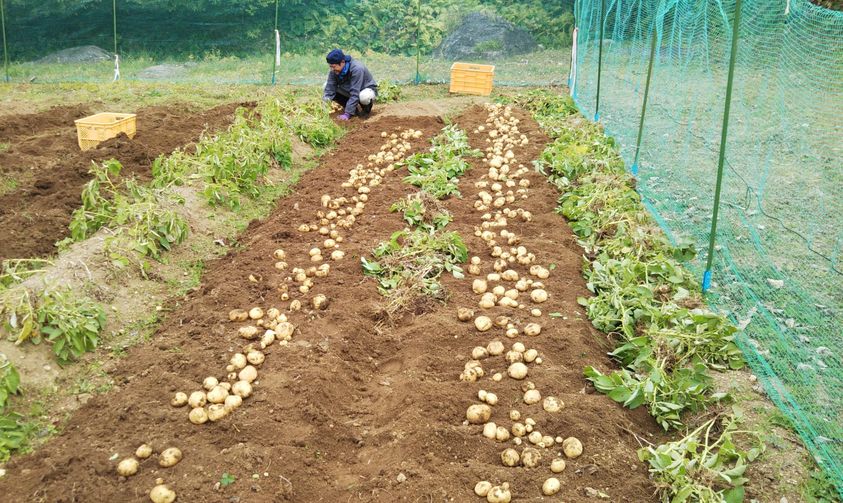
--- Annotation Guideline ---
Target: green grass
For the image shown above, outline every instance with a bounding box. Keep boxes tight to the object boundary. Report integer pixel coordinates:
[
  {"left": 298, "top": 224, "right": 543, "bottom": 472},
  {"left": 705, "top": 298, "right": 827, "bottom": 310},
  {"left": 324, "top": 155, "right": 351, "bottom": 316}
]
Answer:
[
  {"left": 0, "top": 175, "right": 18, "bottom": 197},
  {"left": 0, "top": 142, "right": 9, "bottom": 152}
]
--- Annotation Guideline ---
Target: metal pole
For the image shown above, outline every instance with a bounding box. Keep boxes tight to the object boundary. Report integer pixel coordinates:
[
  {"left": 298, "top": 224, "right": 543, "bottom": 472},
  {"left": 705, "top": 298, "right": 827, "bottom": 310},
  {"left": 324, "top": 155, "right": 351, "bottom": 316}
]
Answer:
[
  {"left": 1, "top": 0, "right": 9, "bottom": 83},
  {"left": 595, "top": 0, "right": 606, "bottom": 121},
  {"left": 271, "top": 0, "right": 279, "bottom": 85},
  {"left": 703, "top": 0, "right": 742, "bottom": 293},
  {"left": 112, "top": 0, "right": 117, "bottom": 55},
  {"left": 414, "top": 0, "right": 421, "bottom": 84},
  {"left": 631, "top": 19, "right": 659, "bottom": 176}
]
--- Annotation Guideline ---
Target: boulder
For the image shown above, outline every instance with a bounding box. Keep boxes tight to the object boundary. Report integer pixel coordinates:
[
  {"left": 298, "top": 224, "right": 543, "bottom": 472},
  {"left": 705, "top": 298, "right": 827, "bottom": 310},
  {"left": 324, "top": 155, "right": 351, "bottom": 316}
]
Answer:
[{"left": 437, "top": 12, "right": 538, "bottom": 60}]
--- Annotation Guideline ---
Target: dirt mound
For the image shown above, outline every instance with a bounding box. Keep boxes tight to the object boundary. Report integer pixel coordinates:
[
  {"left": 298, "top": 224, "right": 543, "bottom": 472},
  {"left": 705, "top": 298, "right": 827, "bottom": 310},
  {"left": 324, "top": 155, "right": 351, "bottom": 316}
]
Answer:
[
  {"left": 0, "top": 108, "right": 661, "bottom": 502},
  {"left": 137, "top": 63, "right": 197, "bottom": 80},
  {"left": 0, "top": 102, "right": 250, "bottom": 261},
  {"left": 437, "top": 12, "right": 538, "bottom": 60},
  {"left": 35, "top": 45, "right": 112, "bottom": 64}
]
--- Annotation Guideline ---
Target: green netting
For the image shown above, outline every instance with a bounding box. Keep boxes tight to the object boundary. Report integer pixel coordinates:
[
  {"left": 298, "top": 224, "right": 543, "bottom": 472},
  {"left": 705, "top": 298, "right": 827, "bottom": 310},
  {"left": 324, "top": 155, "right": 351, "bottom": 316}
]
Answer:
[
  {"left": 572, "top": 0, "right": 843, "bottom": 494},
  {"left": 0, "top": 0, "right": 574, "bottom": 85}
]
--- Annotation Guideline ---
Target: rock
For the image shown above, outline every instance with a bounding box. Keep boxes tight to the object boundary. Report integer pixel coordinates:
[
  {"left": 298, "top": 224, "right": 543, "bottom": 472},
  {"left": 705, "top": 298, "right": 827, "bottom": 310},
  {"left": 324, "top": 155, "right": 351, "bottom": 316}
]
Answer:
[
  {"left": 437, "top": 12, "right": 537, "bottom": 60},
  {"left": 396, "top": 472, "right": 407, "bottom": 483}
]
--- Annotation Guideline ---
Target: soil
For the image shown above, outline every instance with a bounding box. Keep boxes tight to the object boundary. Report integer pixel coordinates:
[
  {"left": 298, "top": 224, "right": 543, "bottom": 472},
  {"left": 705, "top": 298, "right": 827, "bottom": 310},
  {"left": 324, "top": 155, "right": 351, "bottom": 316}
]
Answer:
[
  {"left": 0, "top": 106, "right": 663, "bottom": 502},
  {"left": 0, "top": 102, "right": 248, "bottom": 261}
]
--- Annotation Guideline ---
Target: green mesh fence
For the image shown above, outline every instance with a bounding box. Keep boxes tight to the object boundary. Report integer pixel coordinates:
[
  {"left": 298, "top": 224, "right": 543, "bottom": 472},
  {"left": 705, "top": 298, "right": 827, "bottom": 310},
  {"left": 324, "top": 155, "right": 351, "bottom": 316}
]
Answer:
[
  {"left": 0, "top": 0, "right": 574, "bottom": 86},
  {"left": 572, "top": 0, "right": 843, "bottom": 493}
]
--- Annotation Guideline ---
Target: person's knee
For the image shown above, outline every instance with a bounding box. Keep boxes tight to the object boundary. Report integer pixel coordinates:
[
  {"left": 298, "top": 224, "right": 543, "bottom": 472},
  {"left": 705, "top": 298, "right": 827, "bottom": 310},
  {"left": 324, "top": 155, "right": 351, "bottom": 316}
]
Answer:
[{"left": 359, "top": 88, "right": 376, "bottom": 105}]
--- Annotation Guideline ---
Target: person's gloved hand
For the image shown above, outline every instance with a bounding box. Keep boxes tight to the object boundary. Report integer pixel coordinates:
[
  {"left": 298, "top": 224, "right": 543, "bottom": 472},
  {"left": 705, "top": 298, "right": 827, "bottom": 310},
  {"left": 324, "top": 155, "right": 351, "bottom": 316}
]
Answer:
[{"left": 338, "top": 113, "right": 351, "bottom": 121}]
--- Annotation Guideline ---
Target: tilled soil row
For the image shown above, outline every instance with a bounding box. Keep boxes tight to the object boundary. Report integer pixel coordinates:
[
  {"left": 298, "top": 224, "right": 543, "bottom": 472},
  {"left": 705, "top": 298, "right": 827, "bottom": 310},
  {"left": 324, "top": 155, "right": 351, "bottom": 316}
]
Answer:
[
  {"left": 0, "top": 107, "right": 660, "bottom": 502},
  {"left": 0, "top": 102, "right": 247, "bottom": 261}
]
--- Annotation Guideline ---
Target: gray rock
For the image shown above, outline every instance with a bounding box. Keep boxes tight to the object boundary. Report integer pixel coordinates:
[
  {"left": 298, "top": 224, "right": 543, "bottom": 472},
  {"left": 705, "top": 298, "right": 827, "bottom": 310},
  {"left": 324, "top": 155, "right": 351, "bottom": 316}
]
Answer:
[
  {"left": 437, "top": 12, "right": 537, "bottom": 60},
  {"left": 35, "top": 45, "right": 112, "bottom": 64}
]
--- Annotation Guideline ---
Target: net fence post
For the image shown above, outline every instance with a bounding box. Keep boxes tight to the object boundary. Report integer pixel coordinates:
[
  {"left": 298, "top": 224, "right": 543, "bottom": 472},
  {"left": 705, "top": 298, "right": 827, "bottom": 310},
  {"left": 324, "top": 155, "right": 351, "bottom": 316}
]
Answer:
[
  {"left": 631, "top": 13, "right": 660, "bottom": 176},
  {"left": 271, "top": 0, "right": 279, "bottom": 85},
  {"left": 414, "top": 0, "right": 421, "bottom": 85},
  {"left": 112, "top": 0, "right": 120, "bottom": 82},
  {"left": 1, "top": 0, "right": 9, "bottom": 83},
  {"left": 594, "top": 0, "right": 605, "bottom": 121},
  {"left": 703, "top": 0, "right": 742, "bottom": 293}
]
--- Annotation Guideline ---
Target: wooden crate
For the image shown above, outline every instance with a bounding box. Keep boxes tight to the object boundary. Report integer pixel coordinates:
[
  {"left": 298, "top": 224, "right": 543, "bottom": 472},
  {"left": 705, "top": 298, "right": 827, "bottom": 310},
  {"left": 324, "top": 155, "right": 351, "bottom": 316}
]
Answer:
[
  {"left": 74, "top": 112, "right": 137, "bottom": 151},
  {"left": 450, "top": 62, "right": 495, "bottom": 96}
]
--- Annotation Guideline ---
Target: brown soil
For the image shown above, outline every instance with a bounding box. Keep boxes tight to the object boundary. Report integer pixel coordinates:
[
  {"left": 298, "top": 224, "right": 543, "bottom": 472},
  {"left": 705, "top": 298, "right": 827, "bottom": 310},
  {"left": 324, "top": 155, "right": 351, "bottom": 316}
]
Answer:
[
  {"left": 0, "top": 102, "right": 248, "bottom": 261},
  {"left": 0, "top": 107, "right": 662, "bottom": 502}
]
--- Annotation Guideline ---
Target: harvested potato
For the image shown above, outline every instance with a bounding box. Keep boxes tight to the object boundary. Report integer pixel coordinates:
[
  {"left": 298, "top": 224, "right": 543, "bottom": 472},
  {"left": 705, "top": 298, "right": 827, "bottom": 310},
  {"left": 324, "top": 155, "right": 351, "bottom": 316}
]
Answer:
[
  {"left": 312, "top": 294, "right": 329, "bottom": 310},
  {"left": 116, "top": 457, "right": 139, "bottom": 477},
  {"left": 158, "top": 447, "right": 182, "bottom": 468},
  {"left": 136, "top": 444, "right": 153, "bottom": 459},
  {"left": 542, "top": 477, "right": 561, "bottom": 496},
  {"left": 149, "top": 484, "right": 176, "bottom": 503},
  {"left": 530, "top": 289, "right": 548, "bottom": 303},
  {"left": 475, "top": 481, "right": 492, "bottom": 497},
  {"left": 563, "top": 437, "right": 583, "bottom": 458},
  {"left": 523, "top": 323, "right": 542, "bottom": 337},
  {"left": 478, "top": 293, "right": 497, "bottom": 309},
  {"left": 224, "top": 394, "right": 243, "bottom": 411},
  {"left": 232, "top": 380, "right": 253, "bottom": 398},
  {"left": 207, "top": 386, "right": 229, "bottom": 404},
  {"left": 509, "top": 409, "right": 521, "bottom": 421},
  {"left": 473, "top": 279, "right": 488, "bottom": 294},
  {"left": 521, "top": 447, "right": 541, "bottom": 468},
  {"left": 523, "top": 389, "right": 541, "bottom": 405},
  {"left": 246, "top": 350, "right": 265, "bottom": 366},
  {"left": 188, "top": 391, "right": 206, "bottom": 409},
  {"left": 500, "top": 448, "right": 520, "bottom": 467},
  {"left": 550, "top": 458, "right": 567, "bottom": 473},
  {"left": 507, "top": 362, "right": 528, "bottom": 380},
  {"left": 495, "top": 426, "right": 510, "bottom": 442},
  {"left": 238, "top": 326, "right": 259, "bottom": 340},
  {"left": 248, "top": 307, "right": 264, "bottom": 320},
  {"left": 485, "top": 392, "right": 498, "bottom": 406},
  {"left": 543, "top": 396, "right": 564, "bottom": 413},
  {"left": 207, "top": 404, "right": 228, "bottom": 422},
  {"left": 188, "top": 407, "right": 208, "bottom": 425},
  {"left": 487, "top": 483, "right": 511, "bottom": 503},
  {"left": 523, "top": 349, "right": 538, "bottom": 363},
  {"left": 466, "top": 404, "right": 492, "bottom": 424},
  {"left": 228, "top": 309, "right": 248, "bottom": 322},
  {"left": 511, "top": 423, "right": 526, "bottom": 437},
  {"left": 483, "top": 422, "right": 497, "bottom": 439},
  {"left": 238, "top": 365, "right": 258, "bottom": 383},
  {"left": 202, "top": 376, "right": 218, "bottom": 391},
  {"left": 171, "top": 392, "right": 188, "bottom": 407},
  {"left": 475, "top": 316, "right": 493, "bottom": 332},
  {"left": 472, "top": 346, "right": 489, "bottom": 360}
]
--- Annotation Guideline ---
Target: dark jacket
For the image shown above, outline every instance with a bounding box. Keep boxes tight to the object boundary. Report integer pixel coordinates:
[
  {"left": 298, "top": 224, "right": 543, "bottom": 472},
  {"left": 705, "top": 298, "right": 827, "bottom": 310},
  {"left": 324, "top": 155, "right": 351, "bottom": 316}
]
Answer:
[{"left": 323, "top": 56, "right": 377, "bottom": 116}]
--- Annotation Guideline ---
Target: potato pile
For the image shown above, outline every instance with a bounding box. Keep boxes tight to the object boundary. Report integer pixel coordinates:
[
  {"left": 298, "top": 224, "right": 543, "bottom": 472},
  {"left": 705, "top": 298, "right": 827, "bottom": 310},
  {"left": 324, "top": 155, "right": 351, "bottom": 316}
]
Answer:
[
  {"left": 462, "top": 105, "right": 584, "bottom": 500},
  {"left": 112, "top": 444, "right": 182, "bottom": 502}
]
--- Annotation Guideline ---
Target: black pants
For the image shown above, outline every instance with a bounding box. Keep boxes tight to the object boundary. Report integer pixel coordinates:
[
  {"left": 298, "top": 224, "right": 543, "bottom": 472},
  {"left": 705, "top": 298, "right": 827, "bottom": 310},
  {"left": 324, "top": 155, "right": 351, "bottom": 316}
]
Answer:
[{"left": 333, "top": 90, "right": 374, "bottom": 116}]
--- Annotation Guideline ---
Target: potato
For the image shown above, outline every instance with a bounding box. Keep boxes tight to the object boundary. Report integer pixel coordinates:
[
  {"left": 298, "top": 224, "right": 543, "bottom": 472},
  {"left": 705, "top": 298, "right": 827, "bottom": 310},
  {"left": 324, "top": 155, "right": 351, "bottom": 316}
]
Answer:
[
  {"left": 478, "top": 293, "right": 497, "bottom": 309},
  {"left": 189, "top": 407, "right": 208, "bottom": 424},
  {"left": 238, "top": 326, "right": 259, "bottom": 340},
  {"left": 136, "top": 444, "right": 153, "bottom": 459},
  {"left": 230, "top": 353, "right": 248, "bottom": 370},
  {"left": 116, "top": 457, "right": 139, "bottom": 477},
  {"left": 507, "top": 362, "right": 528, "bottom": 380},
  {"left": 475, "top": 481, "right": 492, "bottom": 497},
  {"left": 331, "top": 250, "right": 345, "bottom": 260},
  {"left": 543, "top": 396, "right": 564, "bottom": 413},
  {"left": 505, "top": 351, "right": 523, "bottom": 364},
  {"left": 149, "top": 484, "right": 176, "bottom": 503},
  {"left": 523, "top": 349, "right": 538, "bottom": 363},
  {"left": 486, "top": 483, "right": 511, "bottom": 503},
  {"left": 312, "top": 294, "right": 329, "bottom": 310},
  {"left": 472, "top": 279, "right": 488, "bottom": 294},
  {"left": 158, "top": 447, "right": 182, "bottom": 468},
  {"left": 188, "top": 391, "right": 206, "bottom": 409},
  {"left": 207, "top": 404, "right": 228, "bottom": 422},
  {"left": 171, "top": 392, "right": 188, "bottom": 407},
  {"left": 500, "top": 448, "right": 520, "bottom": 467},
  {"left": 485, "top": 392, "right": 498, "bottom": 406},
  {"left": 523, "top": 389, "right": 541, "bottom": 405},
  {"left": 528, "top": 431, "right": 543, "bottom": 445},
  {"left": 474, "top": 316, "right": 493, "bottom": 332},
  {"left": 472, "top": 346, "right": 489, "bottom": 360},
  {"left": 495, "top": 426, "right": 510, "bottom": 442},
  {"left": 273, "top": 249, "right": 286, "bottom": 260},
  {"left": 260, "top": 330, "right": 276, "bottom": 348},
  {"left": 238, "top": 365, "right": 258, "bottom": 383},
  {"left": 512, "top": 342, "right": 526, "bottom": 353},
  {"left": 248, "top": 307, "right": 264, "bottom": 320},
  {"left": 511, "top": 423, "right": 526, "bottom": 437},
  {"left": 224, "top": 394, "right": 243, "bottom": 411},
  {"left": 487, "top": 340, "right": 505, "bottom": 356},
  {"left": 530, "top": 289, "right": 548, "bottom": 303},
  {"left": 228, "top": 309, "right": 248, "bottom": 322},
  {"left": 232, "top": 380, "right": 253, "bottom": 398},
  {"left": 563, "top": 437, "right": 583, "bottom": 459},
  {"left": 523, "top": 323, "right": 542, "bottom": 336},
  {"left": 202, "top": 376, "right": 218, "bottom": 391},
  {"left": 542, "top": 477, "right": 561, "bottom": 496},
  {"left": 550, "top": 458, "right": 567, "bottom": 473},
  {"left": 466, "top": 404, "right": 492, "bottom": 424},
  {"left": 457, "top": 307, "right": 474, "bottom": 322},
  {"left": 521, "top": 447, "right": 541, "bottom": 468},
  {"left": 494, "top": 316, "right": 509, "bottom": 328},
  {"left": 483, "top": 422, "right": 497, "bottom": 439},
  {"left": 207, "top": 385, "right": 229, "bottom": 404},
  {"left": 246, "top": 350, "right": 265, "bottom": 366},
  {"left": 509, "top": 409, "right": 521, "bottom": 421}
]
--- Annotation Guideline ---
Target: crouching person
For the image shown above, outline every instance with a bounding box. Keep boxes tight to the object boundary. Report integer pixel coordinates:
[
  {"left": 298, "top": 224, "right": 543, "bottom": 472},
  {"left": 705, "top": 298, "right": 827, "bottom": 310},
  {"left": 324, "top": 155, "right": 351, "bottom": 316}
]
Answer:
[{"left": 322, "top": 48, "right": 378, "bottom": 121}]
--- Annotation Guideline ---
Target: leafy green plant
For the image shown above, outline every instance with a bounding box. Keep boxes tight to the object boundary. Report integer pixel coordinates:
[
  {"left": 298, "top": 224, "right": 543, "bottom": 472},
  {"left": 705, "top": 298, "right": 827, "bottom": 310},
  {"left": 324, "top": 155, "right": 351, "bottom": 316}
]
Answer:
[
  {"left": 220, "top": 473, "right": 237, "bottom": 487},
  {"left": 0, "top": 355, "right": 21, "bottom": 409},
  {"left": 36, "top": 288, "right": 106, "bottom": 365},
  {"left": 400, "top": 125, "right": 480, "bottom": 199},
  {"left": 0, "top": 259, "right": 53, "bottom": 289},
  {"left": 0, "top": 412, "right": 30, "bottom": 462},
  {"left": 638, "top": 414, "right": 764, "bottom": 502},
  {"left": 68, "top": 160, "right": 189, "bottom": 259},
  {"left": 390, "top": 193, "right": 452, "bottom": 232},
  {"left": 377, "top": 80, "right": 402, "bottom": 102}
]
